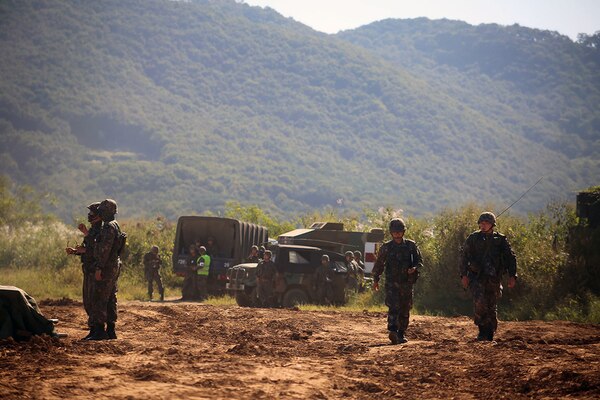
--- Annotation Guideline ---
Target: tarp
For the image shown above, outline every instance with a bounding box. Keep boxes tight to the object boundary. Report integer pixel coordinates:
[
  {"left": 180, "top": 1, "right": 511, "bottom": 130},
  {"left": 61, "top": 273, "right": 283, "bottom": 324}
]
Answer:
[{"left": 0, "top": 285, "right": 55, "bottom": 340}]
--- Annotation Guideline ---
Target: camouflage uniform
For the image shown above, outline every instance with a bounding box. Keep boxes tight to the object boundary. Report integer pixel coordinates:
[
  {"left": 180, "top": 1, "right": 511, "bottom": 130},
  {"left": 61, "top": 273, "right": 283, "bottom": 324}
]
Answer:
[
  {"left": 345, "top": 255, "right": 361, "bottom": 293},
  {"left": 461, "top": 230, "right": 517, "bottom": 339},
  {"left": 143, "top": 249, "right": 164, "bottom": 300},
  {"left": 372, "top": 238, "right": 423, "bottom": 336},
  {"left": 354, "top": 251, "right": 366, "bottom": 292},
  {"left": 90, "top": 200, "right": 123, "bottom": 339},
  {"left": 313, "top": 261, "right": 334, "bottom": 305},
  {"left": 256, "top": 258, "right": 277, "bottom": 306},
  {"left": 81, "top": 222, "right": 102, "bottom": 328},
  {"left": 182, "top": 251, "right": 199, "bottom": 300}
]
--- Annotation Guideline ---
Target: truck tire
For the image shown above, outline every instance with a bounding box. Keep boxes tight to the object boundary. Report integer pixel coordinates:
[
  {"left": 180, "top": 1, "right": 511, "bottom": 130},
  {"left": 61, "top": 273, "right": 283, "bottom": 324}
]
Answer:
[
  {"left": 235, "top": 287, "right": 257, "bottom": 307},
  {"left": 282, "top": 288, "right": 308, "bottom": 308}
]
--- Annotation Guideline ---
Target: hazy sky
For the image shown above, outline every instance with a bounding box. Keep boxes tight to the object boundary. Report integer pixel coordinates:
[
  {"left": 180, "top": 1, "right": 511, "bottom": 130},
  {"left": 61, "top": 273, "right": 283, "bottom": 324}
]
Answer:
[{"left": 243, "top": 0, "right": 599, "bottom": 40}]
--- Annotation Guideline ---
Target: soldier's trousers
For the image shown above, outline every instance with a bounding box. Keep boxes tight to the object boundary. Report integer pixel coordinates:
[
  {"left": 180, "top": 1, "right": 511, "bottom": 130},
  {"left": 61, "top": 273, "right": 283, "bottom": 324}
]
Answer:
[
  {"left": 147, "top": 270, "right": 164, "bottom": 297},
  {"left": 385, "top": 282, "right": 413, "bottom": 333},
  {"left": 257, "top": 278, "right": 275, "bottom": 306},
  {"left": 90, "top": 274, "right": 118, "bottom": 326},
  {"left": 469, "top": 277, "right": 502, "bottom": 332},
  {"left": 82, "top": 271, "right": 95, "bottom": 327},
  {"left": 197, "top": 275, "right": 208, "bottom": 300}
]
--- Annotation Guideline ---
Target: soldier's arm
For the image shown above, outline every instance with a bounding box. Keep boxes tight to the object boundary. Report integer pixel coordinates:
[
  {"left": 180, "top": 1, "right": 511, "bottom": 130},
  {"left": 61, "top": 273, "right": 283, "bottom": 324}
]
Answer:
[
  {"left": 459, "top": 237, "right": 471, "bottom": 277},
  {"left": 371, "top": 245, "right": 388, "bottom": 283},
  {"left": 502, "top": 236, "right": 517, "bottom": 278},
  {"left": 412, "top": 242, "right": 423, "bottom": 270}
]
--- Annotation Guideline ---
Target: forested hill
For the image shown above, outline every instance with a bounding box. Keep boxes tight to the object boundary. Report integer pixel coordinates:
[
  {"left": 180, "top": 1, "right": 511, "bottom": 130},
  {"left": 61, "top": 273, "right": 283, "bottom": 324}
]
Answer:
[{"left": 0, "top": 0, "right": 597, "bottom": 220}]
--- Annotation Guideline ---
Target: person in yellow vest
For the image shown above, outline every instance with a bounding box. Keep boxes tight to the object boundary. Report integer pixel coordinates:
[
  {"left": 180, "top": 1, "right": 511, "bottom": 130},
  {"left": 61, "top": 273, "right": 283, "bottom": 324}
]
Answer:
[{"left": 196, "top": 246, "right": 211, "bottom": 300}]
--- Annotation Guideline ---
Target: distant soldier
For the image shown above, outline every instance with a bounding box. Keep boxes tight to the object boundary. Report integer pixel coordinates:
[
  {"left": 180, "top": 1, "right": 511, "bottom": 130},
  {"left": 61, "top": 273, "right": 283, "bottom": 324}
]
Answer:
[
  {"left": 65, "top": 202, "right": 102, "bottom": 340},
  {"left": 258, "top": 245, "right": 266, "bottom": 260},
  {"left": 144, "top": 245, "right": 164, "bottom": 301},
  {"left": 246, "top": 245, "right": 260, "bottom": 263},
  {"left": 196, "top": 246, "right": 211, "bottom": 300},
  {"left": 89, "top": 199, "right": 125, "bottom": 340},
  {"left": 182, "top": 245, "right": 199, "bottom": 300},
  {"left": 372, "top": 218, "right": 423, "bottom": 344},
  {"left": 205, "top": 236, "right": 220, "bottom": 258},
  {"left": 313, "top": 254, "right": 334, "bottom": 305},
  {"left": 256, "top": 250, "right": 277, "bottom": 306},
  {"left": 345, "top": 251, "right": 360, "bottom": 293},
  {"left": 353, "top": 250, "right": 366, "bottom": 292},
  {"left": 461, "top": 212, "right": 517, "bottom": 341}
]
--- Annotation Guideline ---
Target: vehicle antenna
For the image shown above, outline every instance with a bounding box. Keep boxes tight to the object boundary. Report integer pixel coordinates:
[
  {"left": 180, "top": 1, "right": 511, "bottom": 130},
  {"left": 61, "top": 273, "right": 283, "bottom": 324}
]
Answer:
[{"left": 497, "top": 176, "right": 544, "bottom": 218}]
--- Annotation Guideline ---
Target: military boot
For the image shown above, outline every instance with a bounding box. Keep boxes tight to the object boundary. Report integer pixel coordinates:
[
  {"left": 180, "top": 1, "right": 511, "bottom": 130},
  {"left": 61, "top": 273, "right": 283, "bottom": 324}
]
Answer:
[
  {"left": 87, "top": 324, "right": 108, "bottom": 341},
  {"left": 106, "top": 323, "right": 117, "bottom": 340},
  {"left": 388, "top": 331, "right": 399, "bottom": 345},
  {"left": 397, "top": 330, "right": 408, "bottom": 344},
  {"left": 81, "top": 325, "right": 94, "bottom": 340},
  {"left": 486, "top": 328, "right": 494, "bottom": 342},
  {"left": 476, "top": 326, "right": 486, "bottom": 341},
  {"left": 159, "top": 291, "right": 164, "bottom": 302}
]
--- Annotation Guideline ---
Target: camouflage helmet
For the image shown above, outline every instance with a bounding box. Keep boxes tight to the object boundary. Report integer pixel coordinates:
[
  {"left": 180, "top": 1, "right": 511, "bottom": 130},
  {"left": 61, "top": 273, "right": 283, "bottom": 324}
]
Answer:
[
  {"left": 477, "top": 212, "right": 497, "bottom": 226},
  {"left": 389, "top": 218, "right": 406, "bottom": 233},
  {"left": 264, "top": 250, "right": 272, "bottom": 257},
  {"left": 321, "top": 254, "right": 330, "bottom": 261},
  {"left": 353, "top": 250, "right": 362, "bottom": 258},
  {"left": 345, "top": 251, "right": 354, "bottom": 258},
  {"left": 98, "top": 199, "right": 118, "bottom": 215},
  {"left": 151, "top": 245, "right": 159, "bottom": 252},
  {"left": 251, "top": 245, "right": 258, "bottom": 251},
  {"left": 86, "top": 202, "right": 101, "bottom": 214}
]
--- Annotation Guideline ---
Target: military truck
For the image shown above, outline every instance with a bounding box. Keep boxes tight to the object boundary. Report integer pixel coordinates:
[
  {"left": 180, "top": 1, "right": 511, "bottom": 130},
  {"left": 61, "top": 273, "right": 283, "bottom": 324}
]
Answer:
[
  {"left": 277, "top": 222, "right": 384, "bottom": 274},
  {"left": 227, "top": 244, "right": 349, "bottom": 307},
  {"left": 172, "top": 216, "right": 268, "bottom": 294},
  {"left": 227, "top": 222, "right": 385, "bottom": 307}
]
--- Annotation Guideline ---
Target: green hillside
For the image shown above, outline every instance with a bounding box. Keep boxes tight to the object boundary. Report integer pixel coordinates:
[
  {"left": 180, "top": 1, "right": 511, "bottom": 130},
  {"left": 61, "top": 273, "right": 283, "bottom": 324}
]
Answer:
[{"left": 0, "top": 0, "right": 597, "bottom": 220}]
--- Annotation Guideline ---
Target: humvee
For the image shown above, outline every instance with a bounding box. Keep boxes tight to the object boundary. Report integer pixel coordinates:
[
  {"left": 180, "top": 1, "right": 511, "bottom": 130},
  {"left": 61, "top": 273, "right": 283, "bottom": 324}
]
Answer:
[
  {"left": 172, "top": 216, "right": 268, "bottom": 294},
  {"left": 227, "top": 243, "right": 351, "bottom": 307}
]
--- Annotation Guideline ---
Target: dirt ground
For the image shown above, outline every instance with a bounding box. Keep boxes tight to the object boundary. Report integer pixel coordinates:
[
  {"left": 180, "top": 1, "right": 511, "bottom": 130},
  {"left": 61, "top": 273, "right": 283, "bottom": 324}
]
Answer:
[{"left": 1, "top": 299, "right": 599, "bottom": 399}]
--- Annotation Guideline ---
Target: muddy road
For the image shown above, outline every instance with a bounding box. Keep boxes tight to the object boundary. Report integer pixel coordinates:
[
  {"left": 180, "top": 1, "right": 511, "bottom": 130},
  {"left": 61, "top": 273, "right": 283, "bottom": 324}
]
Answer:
[{"left": 1, "top": 300, "right": 599, "bottom": 399}]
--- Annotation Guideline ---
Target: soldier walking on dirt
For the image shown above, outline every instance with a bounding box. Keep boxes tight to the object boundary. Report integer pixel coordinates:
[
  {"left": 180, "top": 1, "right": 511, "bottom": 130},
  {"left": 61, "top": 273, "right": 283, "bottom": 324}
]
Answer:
[
  {"left": 372, "top": 218, "right": 423, "bottom": 344},
  {"left": 256, "top": 250, "right": 277, "bottom": 306},
  {"left": 144, "top": 245, "right": 164, "bottom": 301},
  {"left": 65, "top": 202, "right": 103, "bottom": 339},
  {"left": 89, "top": 199, "right": 125, "bottom": 340},
  {"left": 460, "top": 212, "right": 517, "bottom": 341},
  {"left": 314, "top": 254, "right": 334, "bottom": 305}
]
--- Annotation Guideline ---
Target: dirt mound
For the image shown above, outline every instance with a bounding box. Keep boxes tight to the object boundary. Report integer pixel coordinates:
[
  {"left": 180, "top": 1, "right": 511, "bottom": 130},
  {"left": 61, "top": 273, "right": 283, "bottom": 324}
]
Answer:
[{"left": 1, "top": 301, "right": 599, "bottom": 399}]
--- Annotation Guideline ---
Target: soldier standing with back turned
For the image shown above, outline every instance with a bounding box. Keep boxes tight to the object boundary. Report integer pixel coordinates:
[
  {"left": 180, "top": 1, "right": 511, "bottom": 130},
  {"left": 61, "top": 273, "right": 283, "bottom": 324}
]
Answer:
[
  {"left": 460, "top": 212, "right": 517, "bottom": 341},
  {"left": 89, "top": 199, "right": 124, "bottom": 340},
  {"left": 372, "top": 218, "right": 423, "bottom": 344}
]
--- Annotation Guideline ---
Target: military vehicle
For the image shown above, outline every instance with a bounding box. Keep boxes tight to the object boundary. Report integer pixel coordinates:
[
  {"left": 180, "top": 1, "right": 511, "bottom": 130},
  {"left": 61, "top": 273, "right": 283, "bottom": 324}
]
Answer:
[
  {"left": 172, "top": 216, "right": 268, "bottom": 294},
  {"left": 227, "top": 244, "right": 349, "bottom": 307},
  {"left": 227, "top": 222, "right": 385, "bottom": 307}
]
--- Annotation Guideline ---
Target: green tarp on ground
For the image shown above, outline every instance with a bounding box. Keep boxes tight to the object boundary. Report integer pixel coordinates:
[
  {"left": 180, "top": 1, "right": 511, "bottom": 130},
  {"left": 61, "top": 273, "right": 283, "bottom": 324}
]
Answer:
[{"left": 0, "top": 285, "right": 55, "bottom": 340}]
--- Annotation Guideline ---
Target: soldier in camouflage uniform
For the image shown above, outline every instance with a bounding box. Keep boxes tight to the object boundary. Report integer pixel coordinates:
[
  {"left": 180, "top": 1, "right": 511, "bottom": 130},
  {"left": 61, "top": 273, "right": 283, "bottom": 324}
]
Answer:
[
  {"left": 144, "top": 245, "right": 164, "bottom": 301},
  {"left": 372, "top": 218, "right": 423, "bottom": 344},
  {"left": 246, "top": 245, "right": 260, "bottom": 263},
  {"left": 461, "top": 212, "right": 517, "bottom": 341},
  {"left": 313, "top": 254, "right": 334, "bottom": 305},
  {"left": 65, "top": 202, "right": 103, "bottom": 339},
  {"left": 345, "top": 251, "right": 360, "bottom": 293},
  {"left": 256, "top": 250, "right": 277, "bottom": 306},
  {"left": 353, "top": 250, "right": 366, "bottom": 292},
  {"left": 89, "top": 199, "right": 124, "bottom": 340}
]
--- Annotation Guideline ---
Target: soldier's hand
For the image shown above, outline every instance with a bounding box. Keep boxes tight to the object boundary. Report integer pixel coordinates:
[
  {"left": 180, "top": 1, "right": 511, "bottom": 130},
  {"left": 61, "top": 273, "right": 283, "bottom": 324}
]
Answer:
[
  {"left": 65, "top": 247, "right": 76, "bottom": 255},
  {"left": 373, "top": 281, "right": 379, "bottom": 292},
  {"left": 461, "top": 276, "right": 469, "bottom": 289},
  {"left": 508, "top": 276, "right": 517, "bottom": 289},
  {"left": 407, "top": 267, "right": 416, "bottom": 274},
  {"left": 95, "top": 269, "right": 102, "bottom": 281},
  {"left": 75, "top": 245, "right": 86, "bottom": 254},
  {"left": 78, "top": 223, "right": 88, "bottom": 235}
]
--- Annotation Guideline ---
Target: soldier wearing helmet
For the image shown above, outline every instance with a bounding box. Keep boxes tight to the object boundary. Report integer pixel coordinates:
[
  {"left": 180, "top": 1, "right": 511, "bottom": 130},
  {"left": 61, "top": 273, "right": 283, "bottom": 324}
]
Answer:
[
  {"left": 313, "top": 254, "right": 334, "bottom": 305},
  {"left": 372, "top": 218, "right": 423, "bottom": 344},
  {"left": 345, "top": 251, "right": 360, "bottom": 293},
  {"left": 196, "top": 246, "right": 211, "bottom": 300},
  {"left": 246, "top": 245, "right": 260, "bottom": 263},
  {"left": 353, "top": 250, "right": 366, "bottom": 292},
  {"left": 144, "top": 245, "right": 164, "bottom": 301},
  {"left": 89, "top": 198, "right": 124, "bottom": 340},
  {"left": 460, "top": 211, "right": 517, "bottom": 341},
  {"left": 65, "top": 202, "right": 103, "bottom": 340},
  {"left": 256, "top": 250, "right": 277, "bottom": 306}
]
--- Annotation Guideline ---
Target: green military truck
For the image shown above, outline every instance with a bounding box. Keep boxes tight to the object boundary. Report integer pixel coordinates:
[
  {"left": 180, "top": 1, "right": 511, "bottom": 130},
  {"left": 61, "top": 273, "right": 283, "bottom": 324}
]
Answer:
[
  {"left": 227, "top": 244, "right": 349, "bottom": 307},
  {"left": 226, "top": 222, "right": 385, "bottom": 307},
  {"left": 172, "top": 216, "right": 268, "bottom": 294}
]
